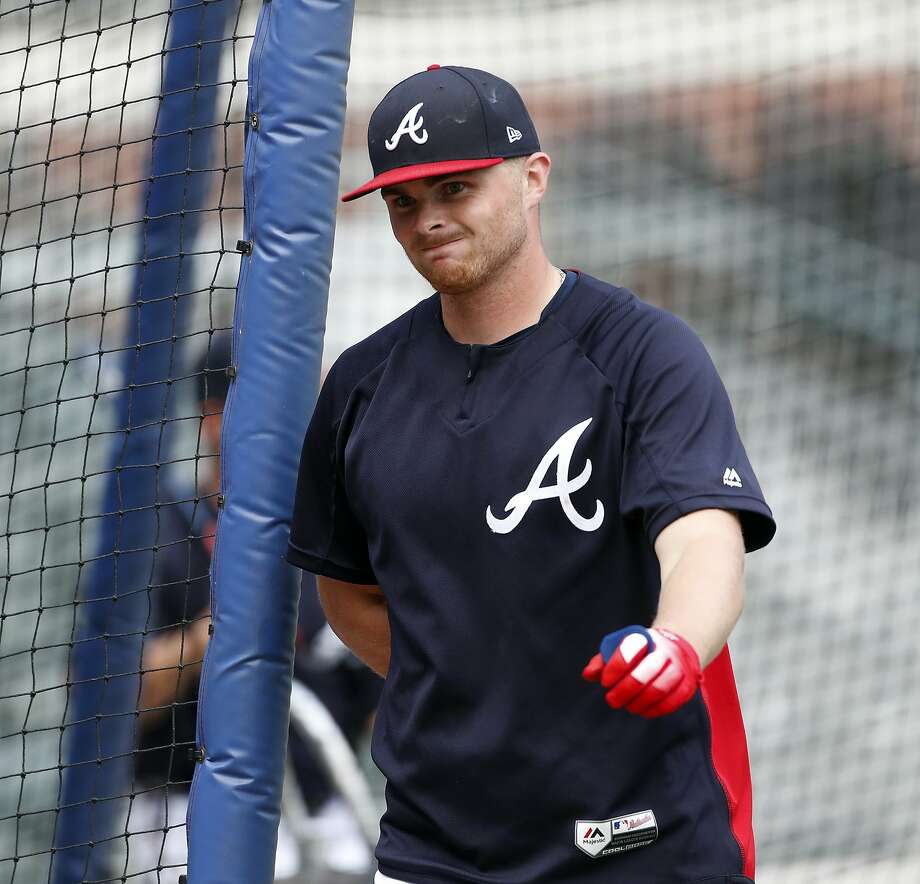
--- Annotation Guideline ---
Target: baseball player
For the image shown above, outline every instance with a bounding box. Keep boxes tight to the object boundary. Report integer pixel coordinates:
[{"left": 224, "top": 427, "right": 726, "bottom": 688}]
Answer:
[{"left": 287, "top": 65, "right": 776, "bottom": 884}]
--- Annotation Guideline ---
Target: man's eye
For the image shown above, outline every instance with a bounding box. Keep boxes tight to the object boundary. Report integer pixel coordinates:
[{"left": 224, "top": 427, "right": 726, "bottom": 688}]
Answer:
[
  {"left": 444, "top": 181, "right": 465, "bottom": 195},
  {"left": 394, "top": 195, "right": 413, "bottom": 208}
]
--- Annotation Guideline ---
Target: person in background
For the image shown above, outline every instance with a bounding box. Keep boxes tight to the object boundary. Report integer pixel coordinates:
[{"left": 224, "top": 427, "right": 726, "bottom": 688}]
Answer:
[{"left": 128, "top": 334, "right": 382, "bottom": 883}]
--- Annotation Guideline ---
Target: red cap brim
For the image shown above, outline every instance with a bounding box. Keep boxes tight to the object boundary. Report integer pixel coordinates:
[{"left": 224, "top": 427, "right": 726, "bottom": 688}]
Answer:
[{"left": 341, "top": 157, "right": 504, "bottom": 202}]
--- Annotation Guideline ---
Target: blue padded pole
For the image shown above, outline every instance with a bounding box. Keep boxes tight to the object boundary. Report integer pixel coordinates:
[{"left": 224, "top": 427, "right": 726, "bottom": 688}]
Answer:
[
  {"left": 186, "top": 1, "right": 354, "bottom": 881},
  {"left": 52, "top": 2, "right": 231, "bottom": 881}
]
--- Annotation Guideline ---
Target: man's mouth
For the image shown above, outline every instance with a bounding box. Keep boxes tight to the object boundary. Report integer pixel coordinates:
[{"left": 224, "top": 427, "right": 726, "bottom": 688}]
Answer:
[{"left": 421, "top": 237, "right": 463, "bottom": 252}]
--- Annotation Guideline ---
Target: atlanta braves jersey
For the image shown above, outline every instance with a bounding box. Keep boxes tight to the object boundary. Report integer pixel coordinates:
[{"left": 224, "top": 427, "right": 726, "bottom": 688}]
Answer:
[{"left": 287, "top": 271, "right": 775, "bottom": 884}]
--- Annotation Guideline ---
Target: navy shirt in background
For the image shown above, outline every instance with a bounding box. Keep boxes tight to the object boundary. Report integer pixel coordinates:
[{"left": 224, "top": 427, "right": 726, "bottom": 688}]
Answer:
[
  {"left": 137, "top": 496, "right": 382, "bottom": 808},
  {"left": 288, "top": 272, "right": 775, "bottom": 884},
  {"left": 136, "top": 498, "right": 213, "bottom": 787}
]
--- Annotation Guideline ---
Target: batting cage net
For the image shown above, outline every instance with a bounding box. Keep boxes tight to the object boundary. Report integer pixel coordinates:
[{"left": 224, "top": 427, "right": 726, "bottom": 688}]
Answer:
[
  {"left": 1, "top": 1, "right": 253, "bottom": 881},
  {"left": 2, "top": 1, "right": 919, "bottom": 883}
]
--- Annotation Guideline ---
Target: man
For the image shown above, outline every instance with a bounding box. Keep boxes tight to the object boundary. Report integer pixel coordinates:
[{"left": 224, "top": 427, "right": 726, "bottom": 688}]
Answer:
[
  {"left": 130, "top": 336, "right": 380, "bottom": 882},
  {"left": 287, "top": 65, "right": 775, "bottom": 884}
]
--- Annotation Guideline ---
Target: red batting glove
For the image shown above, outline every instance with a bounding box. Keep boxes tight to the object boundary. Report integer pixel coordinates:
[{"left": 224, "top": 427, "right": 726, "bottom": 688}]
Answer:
[{"left": 582, "top": 625, "right": 702, "bottom": 718}]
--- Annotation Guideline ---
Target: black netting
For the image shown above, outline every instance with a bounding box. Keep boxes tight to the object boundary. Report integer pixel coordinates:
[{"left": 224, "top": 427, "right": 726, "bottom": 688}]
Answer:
[
  {"left": 2, "top": 2, "right": 919, "bottom": 884},
  {"left": 0, "top": 1, "right": 256, "bottom": 881}
]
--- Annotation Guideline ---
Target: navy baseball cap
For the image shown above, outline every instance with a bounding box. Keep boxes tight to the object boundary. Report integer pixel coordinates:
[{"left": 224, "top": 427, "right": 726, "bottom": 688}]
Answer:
[{"left": 342, "top": 64, "right": 540, "bottom": 202}]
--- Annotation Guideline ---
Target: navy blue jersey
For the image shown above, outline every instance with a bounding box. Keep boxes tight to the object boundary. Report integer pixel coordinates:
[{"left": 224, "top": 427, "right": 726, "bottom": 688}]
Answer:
[{"left": 288, "top": 272, "right": 775, "bottom": 884}]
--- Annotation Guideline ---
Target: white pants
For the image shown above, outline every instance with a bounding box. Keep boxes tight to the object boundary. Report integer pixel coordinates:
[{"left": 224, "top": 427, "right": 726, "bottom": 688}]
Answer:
[{"left": 375, "top": 873, "right": 413, "bottom": 884}]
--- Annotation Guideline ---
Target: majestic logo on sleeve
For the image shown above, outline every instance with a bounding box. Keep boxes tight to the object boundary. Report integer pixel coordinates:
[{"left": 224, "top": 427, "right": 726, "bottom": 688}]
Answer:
[
  {"left": 385, "top": 102, "right": 429, "bottom": 151},
  {"left": 486, "top": 418, "right": 605, "bottom": 534}
]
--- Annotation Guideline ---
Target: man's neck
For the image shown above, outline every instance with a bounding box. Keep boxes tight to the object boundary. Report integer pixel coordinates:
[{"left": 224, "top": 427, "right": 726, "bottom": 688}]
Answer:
[{"left": 439, "top": 246, "right": 562, "bottom": 345}]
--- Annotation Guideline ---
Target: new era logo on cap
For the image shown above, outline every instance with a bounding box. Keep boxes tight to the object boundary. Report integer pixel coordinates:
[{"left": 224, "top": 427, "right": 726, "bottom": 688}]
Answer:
[{"left": 342, "top": 65, "right": 541, "bottom": 201}]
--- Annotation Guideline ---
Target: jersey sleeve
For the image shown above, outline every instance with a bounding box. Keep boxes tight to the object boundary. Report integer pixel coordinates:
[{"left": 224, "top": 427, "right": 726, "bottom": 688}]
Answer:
[
  {"left": 286, "top": 362, "right": 377, "bottom": 584},
  {"left": 618, "top": 309, "right": 776, "bottom": 552}
]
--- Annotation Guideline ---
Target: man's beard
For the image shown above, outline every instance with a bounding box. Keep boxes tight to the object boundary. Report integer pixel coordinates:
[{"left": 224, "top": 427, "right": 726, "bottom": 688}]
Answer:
[{"left": 408, "top": 203, "right": 528, "bottom": 294}]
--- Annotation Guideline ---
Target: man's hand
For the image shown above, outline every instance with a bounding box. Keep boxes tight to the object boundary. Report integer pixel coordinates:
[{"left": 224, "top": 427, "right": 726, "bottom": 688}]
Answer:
[
  {"left": 582, "top": 625, "right": 701, "bottom": 718},
  {"left": 139, "top": 613, "right": 211, "bottom": 726}
]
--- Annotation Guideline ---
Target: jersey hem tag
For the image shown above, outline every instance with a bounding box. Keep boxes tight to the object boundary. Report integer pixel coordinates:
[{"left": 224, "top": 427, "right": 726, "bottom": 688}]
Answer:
[{"left": 574, "top": 809, "right": 658, "bottom": 858}]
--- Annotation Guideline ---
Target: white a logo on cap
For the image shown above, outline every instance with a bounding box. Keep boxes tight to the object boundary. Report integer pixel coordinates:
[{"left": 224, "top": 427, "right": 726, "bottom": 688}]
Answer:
[
  {"left": 506, "top": 125, "right": 523, "bottom": 143},
  {"left": 386, "top": 102, "right": 429, "bottom": 151}
]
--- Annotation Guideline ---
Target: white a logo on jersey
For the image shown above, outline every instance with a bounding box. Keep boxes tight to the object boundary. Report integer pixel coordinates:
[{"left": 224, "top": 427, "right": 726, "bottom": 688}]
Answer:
[
  {"left": 486, "top": 418, "right": 605, "bottom": 534},
  {"left": 385, "top": 102, "right": 429, "bottom": 151}
]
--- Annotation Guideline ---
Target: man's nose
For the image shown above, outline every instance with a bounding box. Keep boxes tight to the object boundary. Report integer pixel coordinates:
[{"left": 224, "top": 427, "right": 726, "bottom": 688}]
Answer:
[{"left": 414, "top": 200, "right": 445, "bottom": 235}]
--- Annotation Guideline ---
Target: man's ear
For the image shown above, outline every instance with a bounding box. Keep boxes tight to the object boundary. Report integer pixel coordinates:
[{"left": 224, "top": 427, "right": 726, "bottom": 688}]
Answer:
[{"left": 523, "top": 152, "right": 551, "bottom": 209}]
